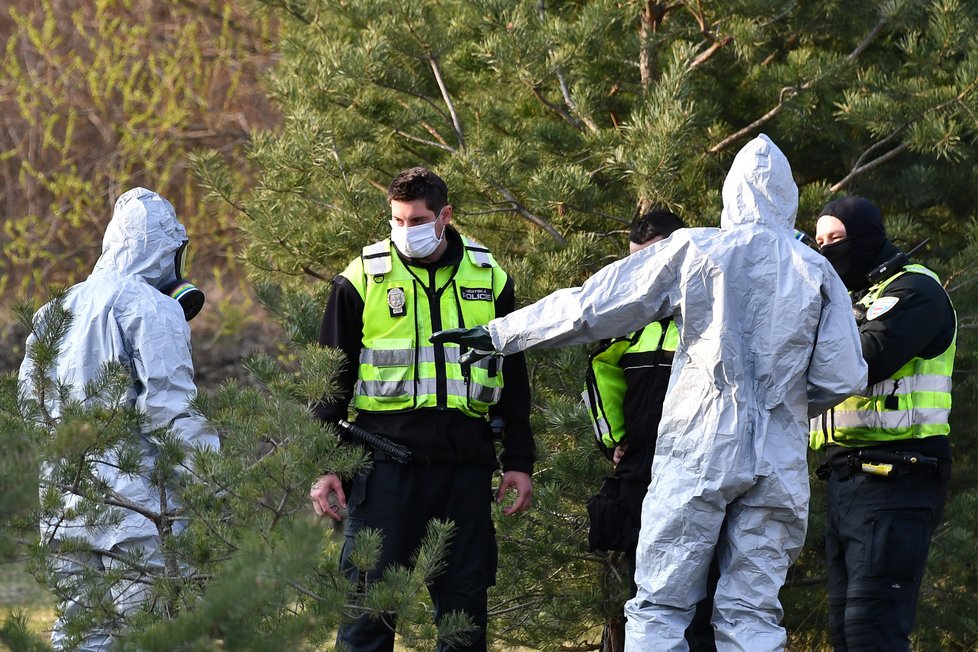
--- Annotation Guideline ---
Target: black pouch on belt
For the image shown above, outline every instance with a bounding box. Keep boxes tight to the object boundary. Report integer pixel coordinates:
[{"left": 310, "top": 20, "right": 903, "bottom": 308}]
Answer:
[{"left": 587, "top": 476, "right": 628, "bottom": 552}]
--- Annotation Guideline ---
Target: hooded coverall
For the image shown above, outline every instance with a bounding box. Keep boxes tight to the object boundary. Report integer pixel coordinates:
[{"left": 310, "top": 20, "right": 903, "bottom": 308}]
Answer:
[
  {"left": 484, "top": 135, "right": 868, "bottom": 651},
  {"left": 18, "top": 187, "right": 219, "bottom": 651}
]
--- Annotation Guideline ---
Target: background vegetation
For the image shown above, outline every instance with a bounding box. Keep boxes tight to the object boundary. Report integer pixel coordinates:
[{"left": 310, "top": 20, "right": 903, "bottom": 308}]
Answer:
[{"left": 3, "top": 0, "right": 978, "bottom": 650}]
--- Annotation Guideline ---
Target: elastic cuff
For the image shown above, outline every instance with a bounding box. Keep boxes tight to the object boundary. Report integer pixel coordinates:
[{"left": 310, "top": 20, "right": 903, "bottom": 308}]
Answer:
[{"left": 501, "top": 455, "right": 534, "bottom": 475}]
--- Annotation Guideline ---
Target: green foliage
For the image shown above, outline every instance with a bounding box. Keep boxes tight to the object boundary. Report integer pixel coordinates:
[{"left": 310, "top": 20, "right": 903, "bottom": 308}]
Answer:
[
  {"left": 212, "top": 0, "right": 978, "bottom": 649},
  {"left": 2, "top": 289, "right": 480, "bottom": 649},
  {"left": 0, "top": 0, "right": 276, "bottom": 300},
  {"left": 6, "top": 0, "right": 978, "bottom": 649},
  {"left": 0, "top": 610, "right": 49, "bottom": 651}
]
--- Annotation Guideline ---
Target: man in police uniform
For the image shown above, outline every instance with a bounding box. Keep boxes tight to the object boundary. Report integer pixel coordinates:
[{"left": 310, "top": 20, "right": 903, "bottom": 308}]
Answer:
[
  {"left": 308, "top": 167, "right": 534, "bottom": 652},
  {"left": 583, "top": 209, "right": 717, "bottom": 651},
  {"left": 812, "top": 196, "right": 955, "bottom": 652}
]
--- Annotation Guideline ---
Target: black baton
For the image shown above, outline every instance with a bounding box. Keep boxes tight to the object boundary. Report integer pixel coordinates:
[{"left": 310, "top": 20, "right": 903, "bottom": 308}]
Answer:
[{"left": 338, "top": 419, "right": 412, "bottom": 464}]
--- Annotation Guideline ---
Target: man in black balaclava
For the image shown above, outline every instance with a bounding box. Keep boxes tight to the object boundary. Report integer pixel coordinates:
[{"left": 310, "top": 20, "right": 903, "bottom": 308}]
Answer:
[
  {"left": 811, "top": 196, "right": 956, "bottom": 652},
  {"left": 816, "top": 196, "right": 891, "bottom": 291}
]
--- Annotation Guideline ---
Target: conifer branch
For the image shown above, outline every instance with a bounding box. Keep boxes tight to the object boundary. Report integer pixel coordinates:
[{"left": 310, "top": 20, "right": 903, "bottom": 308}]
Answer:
[
  {"left": 533, "top": 0, "right": 599, "bottom": 131},
  {"left": 709, "top": 16, "right": 889, "bottom": 153},
  {"left": 829, "top": 143, "right": 908, "bottom": 192},
  {"left": 708, "top": 87, "right": 808, "bottom": 154},
  {"left": 689, "top": 35, "right": 732, "bottom": 71},
  {"left": 393, "top": 129, "right": 456, "bottom": 153},
  {"left": 428, "top": 55, "right": 465, "bottom": 149},
  {"left": 556, "top": 70, "right": 600, "bottom": 133},
  {"left": 490, "top": 184, "right": 567, "bottom": 245},
  {"left": 682, "top": 0, "right": 733, "bottom": 71},
  {"left": 639, "top": 1, "right": 679, "bottom": 87},
  {"left": 530, "top": 84, "right": 585, "bottom": 132},
  {"left": 419, "top": 121, "right": 451, "bottom": 148},
  {"left": 830, "top": 78, "right": 978, "bottom": 192}
]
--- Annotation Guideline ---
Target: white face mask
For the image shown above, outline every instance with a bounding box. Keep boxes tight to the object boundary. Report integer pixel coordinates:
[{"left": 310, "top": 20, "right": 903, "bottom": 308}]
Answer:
[{"left": 390, "top": 216, "right": 444, "bottom": 259}]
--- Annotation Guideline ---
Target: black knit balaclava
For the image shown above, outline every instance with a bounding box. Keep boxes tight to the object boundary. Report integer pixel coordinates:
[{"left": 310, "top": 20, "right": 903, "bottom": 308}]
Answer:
[{"left": 819, "top": 196, "right": 887, "bottom": 291}]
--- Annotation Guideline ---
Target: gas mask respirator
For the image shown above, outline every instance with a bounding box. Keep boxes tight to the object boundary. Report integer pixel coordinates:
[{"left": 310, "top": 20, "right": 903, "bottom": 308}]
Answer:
[{"left": 159, "top": 241, "right": 205, "bottom": 321}]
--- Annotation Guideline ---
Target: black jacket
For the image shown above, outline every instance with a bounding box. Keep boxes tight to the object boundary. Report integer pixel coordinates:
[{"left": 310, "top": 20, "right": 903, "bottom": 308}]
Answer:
[
  {"left": 614, "top": 322, "right": 674, "bottom": 484},
  {"left": 829, "top": 241, "right": 955, "bottom": 463},
  {"left": 313, "top": 228, "right": 535, "bottom": 473}
]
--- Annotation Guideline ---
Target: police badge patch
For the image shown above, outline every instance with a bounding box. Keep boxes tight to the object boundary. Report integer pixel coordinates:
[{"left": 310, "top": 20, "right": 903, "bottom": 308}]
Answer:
[
  {"left": 866, "top": 296, "right": 899, "bottom": 320},
  {"left": 387, "top": 287, "right": 407, "bottom": 317}
]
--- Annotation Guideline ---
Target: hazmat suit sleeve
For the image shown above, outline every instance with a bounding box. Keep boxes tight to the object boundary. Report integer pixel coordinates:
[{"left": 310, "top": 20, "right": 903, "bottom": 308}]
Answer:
[
  {"left": 806, "top": 268, "right": 868, "bottom": 417},
  {"left": 487, "top": 234, "right": 687, "bottom": 355},
  {"left": 123, "top": 292, "right": 219, "bottom": 465}
]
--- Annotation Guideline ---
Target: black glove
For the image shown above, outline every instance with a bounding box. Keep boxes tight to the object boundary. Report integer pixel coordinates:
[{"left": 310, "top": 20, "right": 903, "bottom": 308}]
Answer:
[{"left": 429, "top": 326, "right": 499, "bottom": 364}]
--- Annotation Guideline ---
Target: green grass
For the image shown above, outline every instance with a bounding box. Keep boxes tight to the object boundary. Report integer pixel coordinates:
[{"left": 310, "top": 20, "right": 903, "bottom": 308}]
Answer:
[{"left": 0, "top": 560, "right": 55, "bottom": 645}]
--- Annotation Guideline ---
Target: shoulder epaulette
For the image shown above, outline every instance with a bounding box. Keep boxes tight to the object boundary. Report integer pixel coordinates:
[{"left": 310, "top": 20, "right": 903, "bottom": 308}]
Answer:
[
  {"left": 461, "top": 236, "right": 497, "bottom": 269},
  {"left": 361, "top": 240, "right": 393, "bottom": 275}
]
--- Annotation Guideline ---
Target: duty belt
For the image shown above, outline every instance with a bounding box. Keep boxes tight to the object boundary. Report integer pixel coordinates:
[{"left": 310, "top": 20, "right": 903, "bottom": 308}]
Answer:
[{"left": 816, "top": 449, "right": 940, "bottom": 481}]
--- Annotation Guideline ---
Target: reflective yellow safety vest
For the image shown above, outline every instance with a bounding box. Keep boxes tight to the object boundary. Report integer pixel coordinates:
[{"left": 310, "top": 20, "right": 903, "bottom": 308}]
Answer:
[
  {"left": 810, "top": 264, "right": 955, "bottom": 449},
  {"left": 583, "top": 320, "right": 680, "bottom": 450},
  {"left": 340, "top": 236, "right": 507, "bottom": 418}
]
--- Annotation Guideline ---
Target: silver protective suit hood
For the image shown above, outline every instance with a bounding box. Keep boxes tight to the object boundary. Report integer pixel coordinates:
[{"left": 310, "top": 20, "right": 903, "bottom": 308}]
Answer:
[
  {"left": 487, "top": 135, "right": 866, "bottom": 650},
  {"left": 95, "top": 187, "right": 186, "bottom": 289},
  {"left": 19, "top": 187, "right": 219, "bottom": 551}
]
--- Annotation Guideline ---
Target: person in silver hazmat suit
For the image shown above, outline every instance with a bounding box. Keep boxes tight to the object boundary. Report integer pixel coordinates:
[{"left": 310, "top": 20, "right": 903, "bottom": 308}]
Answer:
[
  {"left": 18, "top": 187, "right": 219, "bottom": 651},
  {"left": 432, "top": 135, "right": 868, "bottom": 650}
]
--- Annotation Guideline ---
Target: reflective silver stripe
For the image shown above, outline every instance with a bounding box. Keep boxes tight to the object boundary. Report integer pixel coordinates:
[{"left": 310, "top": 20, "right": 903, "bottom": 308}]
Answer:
[
  {"left": 581, "top": 390, "right": 613, "bottom": 444},
  {"left": 910, "top": 267, "right": 940, "bottom": 284},
  {"left": 831, "top": 407, "right": 951, "bottom": 429},
  {"left": 357, "top": 379, "right": 411, "bottom": 398},
  {"left": 466, "top": 247, "right": 493, "bottom": 268},
  {"left": 362, "top": 241, "right": 392, "bottom": 275},
  {"left": 361, "top": 348, "right": 414, "bottom": 367},
  {"left": 470, "top": 382, "right": 500, "bottom": 404},
  {"left": 359, "top": 377, "right": 499, "bottom": 403},
  {"left": 463, "top": 236, "right": 495, "bottom": 268},
  {"left": 593, "top": 415, "right": 610, "bottom": 441},
  {"left": 581, "top": 389, "right": 596, "bottom": 413},
  {"left": 361, "top": 347, "right": 440, "bottom": 366},
  {"left": 866, "top": 374, "right": 952, "bottom": 396}
]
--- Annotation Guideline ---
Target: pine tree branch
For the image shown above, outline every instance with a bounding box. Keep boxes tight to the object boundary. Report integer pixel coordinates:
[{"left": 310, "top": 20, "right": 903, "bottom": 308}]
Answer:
[
  {"left": 533, "top": 0, "right": 598, "bottom": 132},
  {"left": 556, "top": 70, "right": 600, "bottom": 133},
  {"left": 829, "top": 143, "right": 908, "bottom": 193},
  {"left": 490, "top": 184, "right": 567, "bottom": 245},
  {"left": 280, "top": 576, "right": 329, "bottom": 603},
  {"left": 709, "top": 16, "right": 889, "bottom": 153},
  {"left": 529, "top": 84, "right": 585, "bottom": 132},
  {"left": 830, "top": 77, "right": 978, "bottom": 192},
  {"left": 682, "top": 0, "right": 732, "bottom": 72},
  {"left": 49, "top": 481, "right": 177, "bottom": 525},
  {"left": 393, "top": 129, "right": 456, "bottom": 153},
  {"left": 378, "top": 82, "right": 451, "bottom": 124},
  {"left": 428, "top": 55, "right": 465, "bottom": 149},
  {"left": 689, "top": 34, "right": 733, "bottom": 71},
  {"left": 639, "top": 2, "right": 681, "bottom": 87}
]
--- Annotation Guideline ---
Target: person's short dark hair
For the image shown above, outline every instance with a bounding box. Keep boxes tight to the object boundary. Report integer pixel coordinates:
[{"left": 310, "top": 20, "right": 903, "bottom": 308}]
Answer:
[
  {"left": 629, "top": 208, "right": 686, "bottom": 245},
  {"left": 387, "top": 167, "right": 449, "bottom": 214}
]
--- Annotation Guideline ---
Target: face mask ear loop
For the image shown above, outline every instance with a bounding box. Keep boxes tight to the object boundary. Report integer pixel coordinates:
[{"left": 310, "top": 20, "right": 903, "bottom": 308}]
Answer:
[{"left": 433, "top": 209, "right": 447, "bottom": 246}]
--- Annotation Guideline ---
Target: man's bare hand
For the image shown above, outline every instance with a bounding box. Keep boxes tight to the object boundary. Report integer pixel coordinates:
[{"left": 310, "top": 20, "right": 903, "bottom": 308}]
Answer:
[
  {"left": 310, "top": 473, "right": 346, "bottom": 521},
  {"left": 496, "top": 470, "right": 533, "bottom": 516},
  {"left": 613, "top": 443, "right": 628, "bottom": 465}
]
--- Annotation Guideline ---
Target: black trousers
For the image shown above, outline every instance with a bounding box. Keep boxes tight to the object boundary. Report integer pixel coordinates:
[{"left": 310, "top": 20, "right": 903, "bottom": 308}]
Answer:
[
  {"left": 337, "top": 459, "right": 496, "bottom": 652},
  {"left": 825, "top": 465, "right": 949, "bottom": 652}
]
